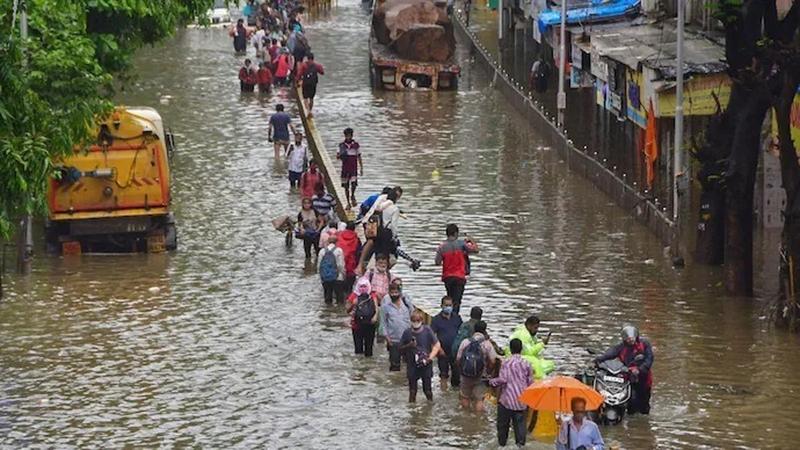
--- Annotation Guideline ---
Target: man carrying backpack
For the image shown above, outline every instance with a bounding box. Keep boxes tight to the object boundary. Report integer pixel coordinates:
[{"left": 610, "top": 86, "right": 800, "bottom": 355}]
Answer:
[
  {"left": 317, "top": 234, "right": 345, "bottom": 304},
  {"left": 400, "top": 310, "right": 441, "bottom": 402},
  {"left": 296, "top": 53, "right": 324, "bottom": 116},
  {"left": 456, "top": 320, "right": 498, "bottom": 412},
  {"left": 346, "top": 278, "right": 379, "bottom": 357}
]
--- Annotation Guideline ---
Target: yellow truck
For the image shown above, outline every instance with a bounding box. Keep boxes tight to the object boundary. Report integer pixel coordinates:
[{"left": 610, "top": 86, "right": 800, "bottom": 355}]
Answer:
[{"left": 45, "top": 107, "right": 177, "bottom": 254}]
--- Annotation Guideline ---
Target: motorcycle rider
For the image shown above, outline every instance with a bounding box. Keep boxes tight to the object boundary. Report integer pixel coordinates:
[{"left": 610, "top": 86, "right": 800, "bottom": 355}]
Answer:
[{"left": 595, "top": 324, "right": 653, "bottom": 415}]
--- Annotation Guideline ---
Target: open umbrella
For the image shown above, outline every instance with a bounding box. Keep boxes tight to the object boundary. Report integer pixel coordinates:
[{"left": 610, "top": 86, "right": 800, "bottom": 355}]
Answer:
[{"left": 518, "top": 375, "right": 604, "bottom": 412}]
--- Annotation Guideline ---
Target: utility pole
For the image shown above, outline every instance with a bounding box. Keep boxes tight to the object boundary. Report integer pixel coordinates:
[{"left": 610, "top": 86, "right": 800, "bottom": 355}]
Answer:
[
  {"left": 17, "top": 1, "right": 33, "bottom": 275},
  {"left": 672, "top": 0, "right": 685, "bottom": 264},
  {"left": 556, "top": 0, "right": 567, "bottom": 128}
]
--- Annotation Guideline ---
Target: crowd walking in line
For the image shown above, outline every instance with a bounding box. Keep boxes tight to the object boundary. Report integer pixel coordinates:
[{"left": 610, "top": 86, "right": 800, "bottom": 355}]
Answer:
[{"left": 243, "top": 3, "right": 656, "bottom": 447}]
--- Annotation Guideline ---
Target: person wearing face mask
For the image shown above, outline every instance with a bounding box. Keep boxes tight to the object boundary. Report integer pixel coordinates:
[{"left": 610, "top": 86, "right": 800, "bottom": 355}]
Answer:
[
  {"left": 507, "top": 315, "right": 555, "bottom": 380},
  {"left": 379, "top": 279, "right": 414, "bottom": 371},
  {"left": 594, "top": 324, "right": 653, "bottom": 414},
  {"left": 555, "top": 397, "right": 605, "bottom": 450},
  {"left": 430, "top": 296, "right": 463, "bottom": 390},
  {"left": 399, "top": 311, "right": 441, "bottom": 402}
]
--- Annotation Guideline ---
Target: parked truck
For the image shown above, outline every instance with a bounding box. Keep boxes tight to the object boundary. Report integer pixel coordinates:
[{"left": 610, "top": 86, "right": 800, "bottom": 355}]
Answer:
[
  {"left": 370, "top": 0, "right": 460, "bottom": 90},
  {"left": 46, "top": 107, "right": 177, "bottom": 254}
]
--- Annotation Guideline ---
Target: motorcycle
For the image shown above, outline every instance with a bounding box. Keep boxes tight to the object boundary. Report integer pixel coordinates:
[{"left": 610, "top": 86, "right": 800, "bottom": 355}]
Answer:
[{"left": 576, "top": 349, "right": 642, "bottom": 424}]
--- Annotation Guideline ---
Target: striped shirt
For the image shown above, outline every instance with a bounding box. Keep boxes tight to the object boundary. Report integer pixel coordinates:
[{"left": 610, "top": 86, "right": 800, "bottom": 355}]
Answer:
[
  {"left": 312, "top": 193, "right": 337, "bottom": 217},
  {"left": 490, "top": 354, "right": 533, "bottom": 411}
]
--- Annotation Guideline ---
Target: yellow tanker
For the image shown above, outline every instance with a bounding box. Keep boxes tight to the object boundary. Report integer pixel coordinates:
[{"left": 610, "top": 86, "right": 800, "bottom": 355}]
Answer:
[{"left": 46, "top": 107, "right": 177, "bottom": 254}]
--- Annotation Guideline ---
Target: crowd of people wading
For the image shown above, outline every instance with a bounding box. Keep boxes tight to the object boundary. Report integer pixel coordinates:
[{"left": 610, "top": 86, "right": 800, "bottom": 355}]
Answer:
[{"left": 231, "top": 2, "right": 654, "bottom": 448}]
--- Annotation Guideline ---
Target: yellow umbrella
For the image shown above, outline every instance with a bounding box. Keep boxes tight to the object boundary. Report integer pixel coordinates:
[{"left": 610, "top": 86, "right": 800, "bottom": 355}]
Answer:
[{"left": 518, "top": 375, "right": 604, "bottom": 412}]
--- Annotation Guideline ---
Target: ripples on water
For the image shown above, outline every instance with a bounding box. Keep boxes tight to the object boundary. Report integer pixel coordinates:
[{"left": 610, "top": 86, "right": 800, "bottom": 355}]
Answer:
[{"left": 1, "top": 1, "right": 800, "bottom": 448}]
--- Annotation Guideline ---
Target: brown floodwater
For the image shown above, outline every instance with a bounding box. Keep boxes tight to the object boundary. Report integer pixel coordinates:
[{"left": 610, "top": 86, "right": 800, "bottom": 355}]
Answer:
[{"left": 1, "top": 1, "right": 799, "bottom": 448}]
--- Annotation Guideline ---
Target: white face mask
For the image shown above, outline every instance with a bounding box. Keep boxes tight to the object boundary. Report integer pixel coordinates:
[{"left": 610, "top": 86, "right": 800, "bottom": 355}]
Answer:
[{"left": 411, "top": 321, "right": 422, "bottom": 330}]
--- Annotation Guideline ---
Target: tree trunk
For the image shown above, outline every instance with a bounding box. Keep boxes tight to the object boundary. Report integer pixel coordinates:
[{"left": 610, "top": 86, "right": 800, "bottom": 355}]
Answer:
[
  {"left": 723, "top": 85, "right": 772, "bottom": 295},
  {"left": 694, "top": 84, "right": 747, "bottom": 264}
]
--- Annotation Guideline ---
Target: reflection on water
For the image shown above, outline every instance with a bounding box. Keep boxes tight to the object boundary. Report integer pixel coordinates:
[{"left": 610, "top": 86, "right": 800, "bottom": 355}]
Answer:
[{"left": 1, "top": 1, "right": 799, "bottom": 448}]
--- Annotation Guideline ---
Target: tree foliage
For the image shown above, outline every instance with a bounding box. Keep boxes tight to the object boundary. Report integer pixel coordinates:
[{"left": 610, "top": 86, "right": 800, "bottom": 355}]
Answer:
[{"left": 0, "top": 0, "right": 211, "bottom": 238}]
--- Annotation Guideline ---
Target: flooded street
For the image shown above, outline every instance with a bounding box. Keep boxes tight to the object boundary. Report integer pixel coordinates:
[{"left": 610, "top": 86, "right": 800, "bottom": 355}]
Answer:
[{"left": 2, "top": 1, "right": 800, "bottom": 448}]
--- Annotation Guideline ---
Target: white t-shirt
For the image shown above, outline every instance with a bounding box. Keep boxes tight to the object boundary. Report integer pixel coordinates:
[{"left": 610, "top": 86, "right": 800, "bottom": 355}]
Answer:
[
  {"left": 287, "top": 143, "right": 307, "bottom": 173},
  {"left": 254, "top": 29, "right": 266, "bottom": 51}
]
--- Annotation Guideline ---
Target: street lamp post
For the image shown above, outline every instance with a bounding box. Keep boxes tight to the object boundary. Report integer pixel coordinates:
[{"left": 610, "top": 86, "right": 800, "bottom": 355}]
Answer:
[{"left": 556, "top": 0, "right": 567, "bottom": 128}]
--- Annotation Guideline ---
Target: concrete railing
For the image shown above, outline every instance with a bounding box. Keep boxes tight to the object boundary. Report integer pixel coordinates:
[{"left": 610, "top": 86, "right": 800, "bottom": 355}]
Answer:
[
  {"left": 452, "top": 13, "right": 675, "bottom": 245},
  {"left": 295, "top": 86, "right": 351, "bottom": 221}
]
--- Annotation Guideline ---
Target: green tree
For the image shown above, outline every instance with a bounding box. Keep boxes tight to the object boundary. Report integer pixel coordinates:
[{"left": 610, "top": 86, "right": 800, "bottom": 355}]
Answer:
[{"left": 0, "top": 0, "right": 211, "bottom": 238}]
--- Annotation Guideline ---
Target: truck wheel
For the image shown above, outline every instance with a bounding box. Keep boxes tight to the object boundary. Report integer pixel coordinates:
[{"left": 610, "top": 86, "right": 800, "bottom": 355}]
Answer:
[
  {"left": 161, "top": 213, "right": 177, "bottom": 251},
  {"left": 164, "top": 224, "right": 177, "bottom": 251}
]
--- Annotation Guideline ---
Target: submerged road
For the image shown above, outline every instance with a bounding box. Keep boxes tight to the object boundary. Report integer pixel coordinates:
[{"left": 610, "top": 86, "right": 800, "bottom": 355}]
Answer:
[{"left": 1, "top": 0, "right": 800, "bottom": 448}]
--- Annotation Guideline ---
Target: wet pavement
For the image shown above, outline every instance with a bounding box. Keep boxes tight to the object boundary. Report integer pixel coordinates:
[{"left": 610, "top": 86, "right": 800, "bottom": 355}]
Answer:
[{"left": 1, "top": 0, "right": 799, "bottom": 448}]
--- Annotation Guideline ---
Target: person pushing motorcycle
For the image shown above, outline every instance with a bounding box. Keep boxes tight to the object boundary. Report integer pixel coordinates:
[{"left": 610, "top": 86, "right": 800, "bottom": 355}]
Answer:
[{"left": 594, "top": 324, "right": 654, "bottom": 414}]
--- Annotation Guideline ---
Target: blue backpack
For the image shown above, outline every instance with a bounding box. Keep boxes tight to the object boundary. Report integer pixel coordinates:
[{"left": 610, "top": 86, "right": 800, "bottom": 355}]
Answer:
[
  {"left": 460, "top": 337, "right": 485, "bottom": 378},
  {"left": 359, "top": 193, "right": 381, "bottom": 218},
  {"left": 319, "top": 249, "right": 338, "bottom": 282}
]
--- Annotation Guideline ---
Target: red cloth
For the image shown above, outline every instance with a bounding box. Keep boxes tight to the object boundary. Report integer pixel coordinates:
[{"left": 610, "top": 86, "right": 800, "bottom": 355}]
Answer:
[
  {"left": 301, "top": 170, "right": 323, "bottom": 199},
  {"left": 257, "top": 67, "right": 273, "bottom": 85},
  {"left": 239, "top": 67, "right": 257, "bottom": 84},
  {"left": 337, "top": 229, "right": 361, "bottom": 277},
  {"left": 619, "top": 341, "right": 654, "bottom": 388},
  {"left": 296, "top": 61, "right": 325, "bottom": 81},
  {"left": 275, "top": 54, "right": 291, "bottom": 77}
]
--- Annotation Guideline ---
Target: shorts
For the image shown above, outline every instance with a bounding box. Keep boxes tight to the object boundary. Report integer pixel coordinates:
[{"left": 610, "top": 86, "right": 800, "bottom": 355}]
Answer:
[
  {"left": 273, "top": 137, "right": 289, "bottom": 145},
  {"left": 302, "top": 83, "right": 317, "bottom": 99},
  {"left": 341, "top": 174, "right": 358, "bottom": 186},
  {"left": 289, "top": 170, "right": 302, "bottom": 183},
  {"left": 459, "top": 376, "right": 487, "bottom": 401}
]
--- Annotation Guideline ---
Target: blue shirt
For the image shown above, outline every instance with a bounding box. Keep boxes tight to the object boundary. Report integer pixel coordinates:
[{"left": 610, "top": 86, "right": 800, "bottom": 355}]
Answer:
[
  {"left": 555, "top": 419, "right": 604, "bottom": 450},
  {"left": 380, "top": 295, "right": 414, "bottom": 343},
  {"left": 430, "top": 312, "right": 462, "bottom": 355},
  {"left": 269, "top": 112, "right": 292, "bottom": 141}
]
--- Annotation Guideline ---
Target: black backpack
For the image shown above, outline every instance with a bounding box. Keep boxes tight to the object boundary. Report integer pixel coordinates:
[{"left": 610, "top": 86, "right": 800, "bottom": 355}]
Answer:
[
  {"left": 354, "top": 294, "right": 376, "bottom": 326},
  {"left": 302, "top": 63, "right": 319, "bottom": 85},
  {"left": 460, "top": 337, "right": 485, "bottom": 378}
]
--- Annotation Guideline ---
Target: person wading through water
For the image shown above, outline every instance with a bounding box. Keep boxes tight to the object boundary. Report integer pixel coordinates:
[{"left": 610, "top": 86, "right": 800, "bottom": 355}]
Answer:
[
  {"left": 380, "top": 279, "right": 413, "bottom": 371},
  {"left": 400, "top": 310, "right": 441, "bottom": 402},
  {"left": 431, "top": 295, "right": 462, "bottom": 390},
  {"left": 346, "top": 278, "right": 379, "bottom": 357},
  {"left": 435, "top": 223, "right": 479, "bottom": 315},
  {"left": 268, "top": 103, "right": 296, "bottom": 158}
]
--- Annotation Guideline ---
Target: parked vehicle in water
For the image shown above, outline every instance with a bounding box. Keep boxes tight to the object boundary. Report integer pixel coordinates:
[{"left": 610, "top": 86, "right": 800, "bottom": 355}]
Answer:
[
  {"left": 206, "top": 0, "right": 232, "bottom": 25},
  {"left": 46, "top": 107, "right": 177, "bottom": 254},
  {"left": 576, "top": 352, "right": 632, "bottom": 424},
  {"left": 369, "top": 0, "right": 460, "bottom": 90}
]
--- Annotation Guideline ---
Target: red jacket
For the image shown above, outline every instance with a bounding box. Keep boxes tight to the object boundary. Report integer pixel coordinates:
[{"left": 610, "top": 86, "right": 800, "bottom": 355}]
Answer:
[
  {"left": 239, "top": 67, "right": 257, "bottom": 84},
  {"left": 337, "top": 229, "right": 362, "bottom": 277},
  {"left": 435, "top": 238, "right": 476, "bottom": 281},
  {"left": 296, "top": 61, "right": 325, "bottom": 81},
  {"left": 257, "top": 67, "right": 273, "bottom": 85}
]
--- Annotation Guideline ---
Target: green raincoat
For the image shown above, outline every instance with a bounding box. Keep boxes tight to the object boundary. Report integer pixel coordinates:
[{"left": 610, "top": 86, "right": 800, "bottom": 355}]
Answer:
[{"left": 507, "top": 324, "right": 555, "bottom": 379}]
